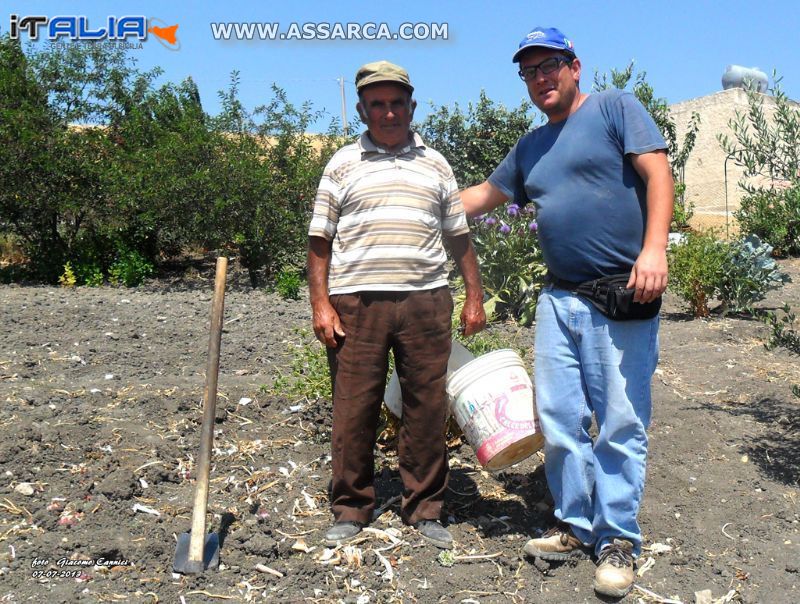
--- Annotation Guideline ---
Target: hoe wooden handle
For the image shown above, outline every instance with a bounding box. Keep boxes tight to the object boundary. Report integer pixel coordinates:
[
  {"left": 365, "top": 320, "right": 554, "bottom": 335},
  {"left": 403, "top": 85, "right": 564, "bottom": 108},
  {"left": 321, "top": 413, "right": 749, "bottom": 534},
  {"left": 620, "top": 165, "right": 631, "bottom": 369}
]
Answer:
[{"left": 188, "top": 256, "right": 228, "bottom": 565}]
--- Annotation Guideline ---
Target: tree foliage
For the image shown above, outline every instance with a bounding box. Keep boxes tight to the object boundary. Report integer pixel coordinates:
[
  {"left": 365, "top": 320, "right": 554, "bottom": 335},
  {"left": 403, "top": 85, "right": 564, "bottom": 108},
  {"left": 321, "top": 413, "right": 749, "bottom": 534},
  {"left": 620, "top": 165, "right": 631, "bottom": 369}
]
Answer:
[
  {"left": 208, "top": 75, "right": 340, "bottom": 286},
  {"left": 720, "top": 77, "right": 800, "bottom": 187},
  {"left": 0, "top": 36, "right": 85, "bottom": 280},
  {"left": 416, "top": 91, "right": 533, "bottom": 187},
  {"left": 719, "top": 77, "right": 800, "bottom": 256},
  {"left": 0, "top": 38, "right": 338, "bottom": 286}
]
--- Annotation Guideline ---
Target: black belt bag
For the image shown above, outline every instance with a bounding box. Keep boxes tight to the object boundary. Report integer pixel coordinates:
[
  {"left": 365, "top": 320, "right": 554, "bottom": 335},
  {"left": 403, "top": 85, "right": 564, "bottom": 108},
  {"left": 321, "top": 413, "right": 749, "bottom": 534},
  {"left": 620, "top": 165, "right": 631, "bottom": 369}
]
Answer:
[{"left": 547, "top": 273, "right": 661, "bottom": 321}]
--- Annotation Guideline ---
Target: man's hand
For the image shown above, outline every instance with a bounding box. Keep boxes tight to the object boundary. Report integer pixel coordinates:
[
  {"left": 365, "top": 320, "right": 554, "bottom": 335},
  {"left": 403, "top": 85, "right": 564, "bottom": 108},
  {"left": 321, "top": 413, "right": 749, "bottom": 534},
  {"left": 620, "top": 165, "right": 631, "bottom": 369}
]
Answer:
[
  {"left": 460, "top": 295, "right": 487, "bottom": 336},
  {"left": 446, "top": 233, "right": 486, "bottom": 335},
  {"left": 312, "top": 300, "right": 345, "bottom": 347},
  {"left": 628, "top": 246, "right": 668, "bottom": 303}
]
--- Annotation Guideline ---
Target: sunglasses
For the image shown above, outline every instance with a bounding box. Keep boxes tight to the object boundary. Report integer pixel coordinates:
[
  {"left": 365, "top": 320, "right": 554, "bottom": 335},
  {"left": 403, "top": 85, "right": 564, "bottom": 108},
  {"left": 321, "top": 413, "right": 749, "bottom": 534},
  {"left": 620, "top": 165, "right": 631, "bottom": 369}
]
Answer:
[{"left": 518, "top": 56, "right": 573, "bottom": 82}]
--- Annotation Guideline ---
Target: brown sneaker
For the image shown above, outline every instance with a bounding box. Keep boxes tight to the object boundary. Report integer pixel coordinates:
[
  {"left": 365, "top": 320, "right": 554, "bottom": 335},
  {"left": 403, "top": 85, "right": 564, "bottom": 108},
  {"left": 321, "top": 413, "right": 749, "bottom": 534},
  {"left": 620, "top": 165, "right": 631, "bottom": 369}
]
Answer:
[
  {"left": 593, "top": 539, "right": 635, "bottom": 597},
  {"left": 522, "top": 523, "right": 591, "bottom": 561}
]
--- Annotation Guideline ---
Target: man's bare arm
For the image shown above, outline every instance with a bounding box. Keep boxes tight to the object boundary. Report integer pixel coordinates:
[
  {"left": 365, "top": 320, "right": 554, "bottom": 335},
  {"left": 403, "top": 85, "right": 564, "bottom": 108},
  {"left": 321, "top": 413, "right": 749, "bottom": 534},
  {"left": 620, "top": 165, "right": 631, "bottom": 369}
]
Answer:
[
  {"left": 629, "top": 150, "right": 674, "bottom": 303},
  {"left": 445, "top": 233, "right": 486, "bottom": 336},
  {"left": 307, "top": 236, "right": 345, "bottom": 347},
  {"left": 460, "top": 181, "right": 510, "bottom": 218}
]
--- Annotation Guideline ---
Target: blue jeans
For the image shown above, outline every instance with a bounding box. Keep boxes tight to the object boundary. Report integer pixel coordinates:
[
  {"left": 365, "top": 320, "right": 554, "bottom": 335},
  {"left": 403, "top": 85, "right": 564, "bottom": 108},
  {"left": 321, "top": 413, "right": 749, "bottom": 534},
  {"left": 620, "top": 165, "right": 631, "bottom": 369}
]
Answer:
[{"left": 534, "top": 285, "right": 659, "bottom": 557}]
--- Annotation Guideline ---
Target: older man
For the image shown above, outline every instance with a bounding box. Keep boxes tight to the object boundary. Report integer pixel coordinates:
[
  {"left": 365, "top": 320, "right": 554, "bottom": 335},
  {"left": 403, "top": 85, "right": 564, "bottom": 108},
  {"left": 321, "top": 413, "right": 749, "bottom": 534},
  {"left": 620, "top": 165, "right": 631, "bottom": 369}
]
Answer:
[
  {"left": 461, "top": 27, "right": 673, "bottom": 597},
  {"left": 308, "top": 61, "right": 485, "bottom": 549}
]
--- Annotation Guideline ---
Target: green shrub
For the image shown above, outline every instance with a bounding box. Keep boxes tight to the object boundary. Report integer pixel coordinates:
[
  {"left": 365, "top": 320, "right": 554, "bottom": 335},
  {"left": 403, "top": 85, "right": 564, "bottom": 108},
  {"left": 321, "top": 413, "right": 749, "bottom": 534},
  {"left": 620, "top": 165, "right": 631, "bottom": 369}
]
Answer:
[
  {"left": 274, "top": 268, "right": 302, "bottom": 300},
  {"left": 734, "top": 185, "right": 800, "bottom": 257},
  {"left": 719, "top": 235, "right": 790, "bottom": 313},
  {"left": 75, "top": 263, "right": 104, "bottom": 287},
  {"left": 672, "top": 183, "right": 695, "bottom": 231},
  {"left": 109, "top": 249, "right": 154, "bottom": 287},
  {"left": 669, "top": 231, "right": 789, "bottom": 317},
  {"left": 58, "top": 262, "right": 77, "bottom": 288},
  {"left": 668, "top": 230, "right": 729, "bottom": 317},
  {"left": 467, "top": 204, "right": 547, "bottom": 326},
  {"left": 265, "top": 328, "right": 330, "bottom": 402},
  {"left": 761, "top": 304, "right": 800, "bottom": 354}
]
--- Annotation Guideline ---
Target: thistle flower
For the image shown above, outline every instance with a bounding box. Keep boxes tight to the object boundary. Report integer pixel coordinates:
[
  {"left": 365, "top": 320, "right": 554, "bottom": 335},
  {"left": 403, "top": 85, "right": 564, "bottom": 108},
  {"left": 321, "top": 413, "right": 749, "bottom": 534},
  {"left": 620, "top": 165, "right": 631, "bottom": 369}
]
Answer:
[
  {"left": 529, "top": 221, "right": 538, "bottom": 232},
  {"left": 500, "top": 222, "right": 511, "bottom": 234},
  {"left": 484, "top": 217, "right": 497, "bottom": 226},
  {"left": 507, "top": 204, "right": 520, "bottom": 217}
]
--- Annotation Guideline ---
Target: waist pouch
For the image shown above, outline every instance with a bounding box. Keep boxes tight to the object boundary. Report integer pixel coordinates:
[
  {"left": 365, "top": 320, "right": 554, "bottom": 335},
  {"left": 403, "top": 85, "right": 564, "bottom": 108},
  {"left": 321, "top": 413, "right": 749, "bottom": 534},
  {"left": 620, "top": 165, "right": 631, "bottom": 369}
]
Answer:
[{"left": 547, "top": 273, "right": 661, "bottom": 321}]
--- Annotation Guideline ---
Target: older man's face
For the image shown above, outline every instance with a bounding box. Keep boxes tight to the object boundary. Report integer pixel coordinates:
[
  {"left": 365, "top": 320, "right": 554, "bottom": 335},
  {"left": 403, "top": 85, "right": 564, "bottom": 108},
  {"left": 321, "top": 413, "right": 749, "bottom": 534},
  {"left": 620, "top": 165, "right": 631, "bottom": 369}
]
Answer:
[{"left": 357, "top": 83, "right": 416, "bottom": 151}]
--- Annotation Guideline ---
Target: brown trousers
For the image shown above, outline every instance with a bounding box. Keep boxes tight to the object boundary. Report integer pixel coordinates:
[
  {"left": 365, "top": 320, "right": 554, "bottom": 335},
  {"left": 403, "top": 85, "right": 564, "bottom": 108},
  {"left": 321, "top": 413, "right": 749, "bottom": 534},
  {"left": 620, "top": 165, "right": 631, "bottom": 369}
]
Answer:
[{"left": 326, "top": 287, "right": 452, "bottom": 526}]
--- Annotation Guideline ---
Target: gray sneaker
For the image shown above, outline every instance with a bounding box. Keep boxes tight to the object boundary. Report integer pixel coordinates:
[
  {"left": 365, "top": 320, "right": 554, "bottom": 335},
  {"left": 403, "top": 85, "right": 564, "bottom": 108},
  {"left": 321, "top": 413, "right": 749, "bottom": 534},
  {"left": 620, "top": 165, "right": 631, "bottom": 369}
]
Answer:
[
  {"left": 323, "top": 521, "right": 363, "bottom": 546},
  {"left": 413, "top": 520, "right": 453, "bottom": 549}
]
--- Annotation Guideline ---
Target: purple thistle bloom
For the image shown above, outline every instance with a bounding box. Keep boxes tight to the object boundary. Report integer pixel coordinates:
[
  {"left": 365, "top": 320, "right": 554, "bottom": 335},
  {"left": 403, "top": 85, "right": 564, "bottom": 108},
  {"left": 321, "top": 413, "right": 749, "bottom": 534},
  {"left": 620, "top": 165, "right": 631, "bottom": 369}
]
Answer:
[
  {"left": 523, "top": 205, "right": 536, "bottom": 214},
  {"left": 529, "top": 220, "right": 538, "bottom": 232},
  {"left": 499, "top": 222, "right": 511, "bottom": 234},
  {"left": 507, "top": 204, "right": 520, "bottom": 217},
  {"left": 484, "top": 217, "right": 497, "bottom": 226}
]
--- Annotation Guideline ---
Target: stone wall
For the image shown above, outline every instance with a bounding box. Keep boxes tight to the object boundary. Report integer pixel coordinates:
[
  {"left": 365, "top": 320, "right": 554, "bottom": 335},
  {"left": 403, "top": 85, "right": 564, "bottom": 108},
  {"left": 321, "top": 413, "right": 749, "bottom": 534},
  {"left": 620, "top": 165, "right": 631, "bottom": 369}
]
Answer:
[{"left": 668, "top": 88, "right": 784, "bottom": 228}]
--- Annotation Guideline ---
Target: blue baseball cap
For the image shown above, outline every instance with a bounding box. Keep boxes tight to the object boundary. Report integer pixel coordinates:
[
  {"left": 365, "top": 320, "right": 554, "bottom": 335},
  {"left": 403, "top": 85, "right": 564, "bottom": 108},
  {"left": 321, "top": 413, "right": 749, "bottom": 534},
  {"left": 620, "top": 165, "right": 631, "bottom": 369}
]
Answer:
[{"left": 512, "top": 27, "right": 575, "bottom": 63}]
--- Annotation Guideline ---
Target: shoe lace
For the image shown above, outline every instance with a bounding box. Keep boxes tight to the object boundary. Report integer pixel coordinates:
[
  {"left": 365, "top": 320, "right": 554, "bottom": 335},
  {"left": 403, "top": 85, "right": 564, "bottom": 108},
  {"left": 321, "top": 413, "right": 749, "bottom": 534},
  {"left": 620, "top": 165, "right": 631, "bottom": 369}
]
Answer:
[
  {"left": 541, "top": 523, "right": 573, "bottom": 544},
  {"left": 598, "top": 543, "right": 633, "bottom": 568}
]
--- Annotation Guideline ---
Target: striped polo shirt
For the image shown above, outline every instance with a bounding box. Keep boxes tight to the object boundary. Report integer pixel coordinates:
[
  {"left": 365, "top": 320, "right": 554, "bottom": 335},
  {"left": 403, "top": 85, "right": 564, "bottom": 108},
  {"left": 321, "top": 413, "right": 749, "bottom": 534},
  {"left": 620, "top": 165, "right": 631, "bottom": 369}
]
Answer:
[{"left": 308, "top": 132, "right": 469, "bottom": 295}]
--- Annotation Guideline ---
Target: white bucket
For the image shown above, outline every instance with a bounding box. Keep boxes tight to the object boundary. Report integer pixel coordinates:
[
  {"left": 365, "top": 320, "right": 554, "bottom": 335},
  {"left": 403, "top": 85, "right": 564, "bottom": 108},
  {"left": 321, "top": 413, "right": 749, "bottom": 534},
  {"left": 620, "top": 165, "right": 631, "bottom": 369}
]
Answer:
[
  {"left": 446, "top": 349, "right": 543, "bottom": 470},
  {"left": 383, "top": 340, "right": 475, "bottom": 418}
]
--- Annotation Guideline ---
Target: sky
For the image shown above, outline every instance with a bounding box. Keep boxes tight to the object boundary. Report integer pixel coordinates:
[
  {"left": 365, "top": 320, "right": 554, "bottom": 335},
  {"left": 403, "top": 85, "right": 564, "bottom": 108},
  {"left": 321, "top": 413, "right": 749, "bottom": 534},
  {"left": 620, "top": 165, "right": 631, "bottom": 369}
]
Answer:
[{"left": 6, "top": 1, "right": 800, "bottom": 131}]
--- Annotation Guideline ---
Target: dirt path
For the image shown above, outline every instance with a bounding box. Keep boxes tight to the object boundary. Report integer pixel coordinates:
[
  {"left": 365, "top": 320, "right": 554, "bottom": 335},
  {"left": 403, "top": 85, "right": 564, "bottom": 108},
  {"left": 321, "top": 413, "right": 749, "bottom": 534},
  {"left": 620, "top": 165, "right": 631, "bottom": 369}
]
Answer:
[{"left": 1, "top": 260, "right": 798, "bottom": 603}]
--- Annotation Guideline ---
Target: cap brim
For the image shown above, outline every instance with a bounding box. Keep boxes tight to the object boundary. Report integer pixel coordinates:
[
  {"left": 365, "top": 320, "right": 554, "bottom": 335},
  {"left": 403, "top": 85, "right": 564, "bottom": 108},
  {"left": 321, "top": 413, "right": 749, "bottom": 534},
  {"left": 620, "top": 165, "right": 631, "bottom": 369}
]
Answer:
[
  {"left": 356, "top": 79, "right": 414, "bottom": 93},
  {"left": 512, "top": 44, "right": 575, "bottom": 62}
]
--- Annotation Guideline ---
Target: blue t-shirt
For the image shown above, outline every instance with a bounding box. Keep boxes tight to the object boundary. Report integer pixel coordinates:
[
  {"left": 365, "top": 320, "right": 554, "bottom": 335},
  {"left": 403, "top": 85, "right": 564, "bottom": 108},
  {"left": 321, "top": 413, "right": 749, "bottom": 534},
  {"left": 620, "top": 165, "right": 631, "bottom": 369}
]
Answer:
[{"left": 488, "top": 89, "right": 667, "bottom": 282}]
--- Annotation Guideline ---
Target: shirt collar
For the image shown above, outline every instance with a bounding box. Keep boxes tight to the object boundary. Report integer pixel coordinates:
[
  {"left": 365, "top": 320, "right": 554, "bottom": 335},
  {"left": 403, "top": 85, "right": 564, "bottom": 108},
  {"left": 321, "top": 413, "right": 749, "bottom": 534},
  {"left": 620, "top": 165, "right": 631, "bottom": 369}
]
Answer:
[{"left": 358, "top": 131, "right": 426, "bottom": 156}]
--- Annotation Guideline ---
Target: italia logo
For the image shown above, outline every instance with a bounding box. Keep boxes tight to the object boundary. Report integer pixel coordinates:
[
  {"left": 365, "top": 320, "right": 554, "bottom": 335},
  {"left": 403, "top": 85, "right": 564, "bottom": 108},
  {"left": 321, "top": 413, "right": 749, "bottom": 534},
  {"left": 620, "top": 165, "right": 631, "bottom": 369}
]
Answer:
[{"left": 9, "top": 15, "right": 181, "bottom": 50}]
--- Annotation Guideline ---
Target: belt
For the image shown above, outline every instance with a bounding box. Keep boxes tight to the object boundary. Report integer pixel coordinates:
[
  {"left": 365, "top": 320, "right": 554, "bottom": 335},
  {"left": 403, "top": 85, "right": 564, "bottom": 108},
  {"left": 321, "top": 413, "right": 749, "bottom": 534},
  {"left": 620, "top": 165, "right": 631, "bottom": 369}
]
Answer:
[{"left": 545, "top": 272, "right": 585, "bottom": 293}]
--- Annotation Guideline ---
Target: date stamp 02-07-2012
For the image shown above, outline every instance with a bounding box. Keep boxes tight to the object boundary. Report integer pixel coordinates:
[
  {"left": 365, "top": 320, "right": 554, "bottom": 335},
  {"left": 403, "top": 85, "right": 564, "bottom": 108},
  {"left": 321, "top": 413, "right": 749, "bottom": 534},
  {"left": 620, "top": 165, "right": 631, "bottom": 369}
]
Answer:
[{"left": 29, "top": 556, "right": 133, "bottom": 579}]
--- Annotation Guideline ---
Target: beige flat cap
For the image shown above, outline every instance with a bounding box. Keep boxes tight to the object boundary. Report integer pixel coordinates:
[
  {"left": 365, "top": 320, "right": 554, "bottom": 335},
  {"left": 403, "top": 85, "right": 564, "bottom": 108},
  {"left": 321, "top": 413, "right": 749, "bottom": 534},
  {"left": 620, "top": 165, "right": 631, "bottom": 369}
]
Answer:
[{"left": 355, "top": 60, "right": 414, "bottom": 93}]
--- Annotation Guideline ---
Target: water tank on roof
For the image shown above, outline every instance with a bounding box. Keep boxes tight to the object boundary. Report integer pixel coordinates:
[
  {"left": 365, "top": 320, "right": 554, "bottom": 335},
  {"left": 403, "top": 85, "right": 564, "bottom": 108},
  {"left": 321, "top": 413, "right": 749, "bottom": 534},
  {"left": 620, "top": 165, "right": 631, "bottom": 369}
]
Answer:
[{"left": 722, "top": 65, "right": 768, "bottom": 93}]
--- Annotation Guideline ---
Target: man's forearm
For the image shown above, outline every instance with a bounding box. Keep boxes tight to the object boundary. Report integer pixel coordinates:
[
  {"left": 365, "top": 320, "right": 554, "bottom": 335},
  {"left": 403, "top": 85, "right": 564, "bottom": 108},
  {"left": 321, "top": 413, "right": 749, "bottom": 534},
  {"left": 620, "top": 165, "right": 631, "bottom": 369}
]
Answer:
[
  {"left": 307, "top": 236, "right": 332, "bottom": 306},
  {"left": 460, "top": 181, "right": 510, "bottom": 219},
  {"left": 446, "top": 234, "right": 483, "bottom": 299},
  {"left": 643, "top": 169, "right": 674, "bottom": 252}
]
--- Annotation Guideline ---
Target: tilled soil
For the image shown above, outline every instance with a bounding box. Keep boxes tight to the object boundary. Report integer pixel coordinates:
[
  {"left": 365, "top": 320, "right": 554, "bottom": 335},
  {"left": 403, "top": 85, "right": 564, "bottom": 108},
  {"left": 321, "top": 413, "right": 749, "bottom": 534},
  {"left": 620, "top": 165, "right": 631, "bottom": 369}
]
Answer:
[{"left": 1, "top": 259, "right": 798, "bottom": 603}]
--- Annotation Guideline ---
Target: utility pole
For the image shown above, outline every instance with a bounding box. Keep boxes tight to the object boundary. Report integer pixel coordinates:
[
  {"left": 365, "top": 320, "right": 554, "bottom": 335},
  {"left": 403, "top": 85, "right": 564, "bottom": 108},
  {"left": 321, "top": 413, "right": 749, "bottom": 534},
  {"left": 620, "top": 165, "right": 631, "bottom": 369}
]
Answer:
[{"left": 338, "top": 77, "right": 348, "bottom": 134}]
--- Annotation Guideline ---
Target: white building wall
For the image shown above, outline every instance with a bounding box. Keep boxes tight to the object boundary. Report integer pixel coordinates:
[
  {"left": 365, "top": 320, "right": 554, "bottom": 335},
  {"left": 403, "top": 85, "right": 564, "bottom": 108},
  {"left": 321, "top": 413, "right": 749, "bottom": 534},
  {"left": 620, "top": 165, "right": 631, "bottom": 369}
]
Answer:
[{"left": 668, "top": 88, "right": 789, "bottom": 230}]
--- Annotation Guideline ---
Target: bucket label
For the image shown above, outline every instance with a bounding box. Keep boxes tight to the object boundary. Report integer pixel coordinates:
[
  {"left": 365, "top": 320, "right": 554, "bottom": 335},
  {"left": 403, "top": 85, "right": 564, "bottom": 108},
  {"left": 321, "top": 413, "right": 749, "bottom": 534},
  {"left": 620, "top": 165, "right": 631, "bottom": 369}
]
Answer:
[
  {"left": 454, "top": 366, "right": 538, "bottom": 466},
  {"left": 496, "top": 386, "right": 536, "bottom": 431}
]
